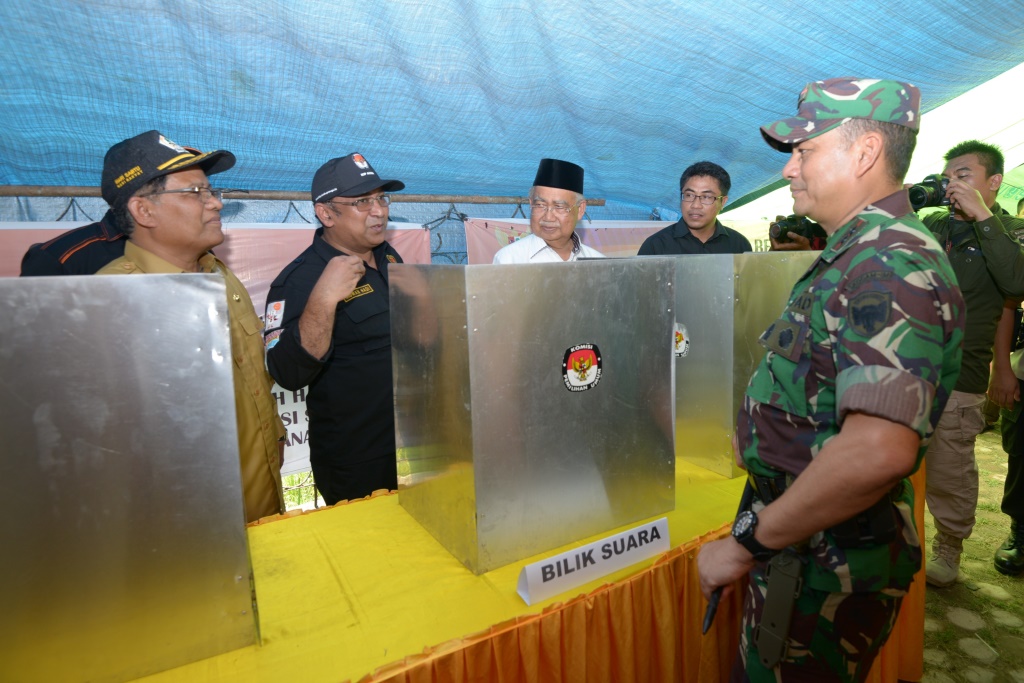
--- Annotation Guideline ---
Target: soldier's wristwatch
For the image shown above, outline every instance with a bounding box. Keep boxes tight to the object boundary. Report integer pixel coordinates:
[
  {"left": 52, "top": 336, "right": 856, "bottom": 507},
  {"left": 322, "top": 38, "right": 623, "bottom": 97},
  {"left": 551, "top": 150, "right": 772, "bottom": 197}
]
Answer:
[{"left": 731, "top": 510, "right": 777, "bottom": 561}]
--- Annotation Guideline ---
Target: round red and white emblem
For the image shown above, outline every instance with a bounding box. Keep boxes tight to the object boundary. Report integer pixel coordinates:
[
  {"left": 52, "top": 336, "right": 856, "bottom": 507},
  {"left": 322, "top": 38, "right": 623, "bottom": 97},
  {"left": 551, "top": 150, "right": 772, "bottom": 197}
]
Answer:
[{"left": 562, "top": 343, "right": 602, "bottom": 392}]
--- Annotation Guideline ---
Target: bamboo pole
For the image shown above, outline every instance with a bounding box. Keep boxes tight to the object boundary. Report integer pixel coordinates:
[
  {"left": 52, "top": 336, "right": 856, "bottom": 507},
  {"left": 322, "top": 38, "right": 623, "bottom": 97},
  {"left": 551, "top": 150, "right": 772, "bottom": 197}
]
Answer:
[{"left": 0, "top": 186, "right": 605, "bottom": 205}]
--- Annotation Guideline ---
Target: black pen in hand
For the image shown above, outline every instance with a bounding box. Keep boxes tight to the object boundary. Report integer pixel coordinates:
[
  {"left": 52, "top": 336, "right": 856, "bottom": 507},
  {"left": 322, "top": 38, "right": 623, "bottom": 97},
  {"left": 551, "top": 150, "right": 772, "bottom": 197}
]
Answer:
[
  {"left": 702, "top": 587, "right": 722, "bottom": 635},
  {"left": 702, "top": 479, "right": 754, "bottom": 635}
]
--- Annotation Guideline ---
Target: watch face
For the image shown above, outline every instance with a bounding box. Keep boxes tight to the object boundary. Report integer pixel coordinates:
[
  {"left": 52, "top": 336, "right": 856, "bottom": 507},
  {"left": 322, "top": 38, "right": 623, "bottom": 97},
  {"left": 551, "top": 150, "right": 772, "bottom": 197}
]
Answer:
[{"left": 733, "top": 511, "right": 755, "bottom": 537}]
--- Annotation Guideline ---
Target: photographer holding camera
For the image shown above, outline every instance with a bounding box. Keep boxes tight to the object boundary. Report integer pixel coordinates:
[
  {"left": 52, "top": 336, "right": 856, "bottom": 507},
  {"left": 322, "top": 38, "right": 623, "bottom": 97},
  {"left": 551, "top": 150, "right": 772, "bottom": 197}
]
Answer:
[
  {"left": 769, "top": 213, "right": 828, "bottom": 251},
  {"left": 919, "top": 140, "right": 1024, "bottom": 587}
]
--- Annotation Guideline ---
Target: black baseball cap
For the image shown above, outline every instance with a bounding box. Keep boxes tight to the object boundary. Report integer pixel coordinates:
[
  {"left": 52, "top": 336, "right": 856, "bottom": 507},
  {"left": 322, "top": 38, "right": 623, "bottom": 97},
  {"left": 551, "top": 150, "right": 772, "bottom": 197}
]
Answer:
[
  {"left": 533, "top": 158, "right": 584, "bottom": 194},
  {"left": 101, "top": 130, "right": 235, "bottom": 207},
  {"left": 311, "top": 153, "right": 405, "bottom": 203}
]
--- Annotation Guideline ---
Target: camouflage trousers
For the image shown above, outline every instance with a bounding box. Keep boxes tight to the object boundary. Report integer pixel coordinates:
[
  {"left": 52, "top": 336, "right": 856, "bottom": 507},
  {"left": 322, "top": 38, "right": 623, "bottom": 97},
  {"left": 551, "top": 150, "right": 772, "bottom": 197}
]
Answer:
[{"left": 731, "top": 564, "right": 904, "bottom": 682}]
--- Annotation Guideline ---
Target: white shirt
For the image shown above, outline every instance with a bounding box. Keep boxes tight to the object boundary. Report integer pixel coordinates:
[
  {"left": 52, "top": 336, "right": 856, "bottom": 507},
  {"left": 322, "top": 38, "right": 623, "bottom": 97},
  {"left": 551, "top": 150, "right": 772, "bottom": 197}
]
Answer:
[{"left": 492, "top": 233, "right": 605, "bottom": 264}]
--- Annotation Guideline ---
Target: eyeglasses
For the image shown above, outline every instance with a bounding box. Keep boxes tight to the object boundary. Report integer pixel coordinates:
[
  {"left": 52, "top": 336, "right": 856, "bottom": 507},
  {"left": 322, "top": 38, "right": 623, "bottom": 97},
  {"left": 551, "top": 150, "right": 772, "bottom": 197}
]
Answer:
[
  {"left": 327, "top": 195, "right": 392, "bottom": 212},
  {"left": 140, "top": 186, "right": 226, "bottom": 202},
  {"left": 681, "top": 191, "right": 723, "bottom": 206},
  {"left": 530, "top": 200, "right": 582, "bottom": 217}
]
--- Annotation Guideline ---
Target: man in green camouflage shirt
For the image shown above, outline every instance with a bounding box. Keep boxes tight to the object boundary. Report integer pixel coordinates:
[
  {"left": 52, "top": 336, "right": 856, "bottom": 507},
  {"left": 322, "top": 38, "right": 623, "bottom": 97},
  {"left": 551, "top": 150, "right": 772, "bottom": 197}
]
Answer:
[{"left": 697, "top": 78, "right": 964, "bottom": 682}]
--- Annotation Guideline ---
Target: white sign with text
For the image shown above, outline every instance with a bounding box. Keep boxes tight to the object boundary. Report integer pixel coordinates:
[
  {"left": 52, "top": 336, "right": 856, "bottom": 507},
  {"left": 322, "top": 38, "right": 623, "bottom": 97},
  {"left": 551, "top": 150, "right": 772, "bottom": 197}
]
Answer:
[{"left": 516, "top": 517, "right": 670, "bottom": 605}]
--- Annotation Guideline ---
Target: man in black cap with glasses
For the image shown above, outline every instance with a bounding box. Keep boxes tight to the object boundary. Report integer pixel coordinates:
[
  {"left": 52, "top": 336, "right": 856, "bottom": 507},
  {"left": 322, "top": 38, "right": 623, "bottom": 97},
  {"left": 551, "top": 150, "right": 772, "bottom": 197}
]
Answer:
[
  {"left": 96, "top": 130, "right": 287, "bottom": 523},
  {"left": 264, "top": 153, "right": 405, "bottom": 505},
  {"left": 493, "top": 158, "right": 604, "bottom": 263}
]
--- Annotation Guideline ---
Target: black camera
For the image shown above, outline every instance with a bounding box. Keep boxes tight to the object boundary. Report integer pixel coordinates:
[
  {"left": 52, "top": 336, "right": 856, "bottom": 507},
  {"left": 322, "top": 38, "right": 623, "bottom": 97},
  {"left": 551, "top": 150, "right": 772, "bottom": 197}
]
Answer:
[
  {"left": 769, "top": 214, "right": 826, "bottom": 248},
  {"left": 770, "top": 215, "right": 809, "bottom": 243},
  {"left": 908, "top": 174, "right": 950, "bottom": 211}
]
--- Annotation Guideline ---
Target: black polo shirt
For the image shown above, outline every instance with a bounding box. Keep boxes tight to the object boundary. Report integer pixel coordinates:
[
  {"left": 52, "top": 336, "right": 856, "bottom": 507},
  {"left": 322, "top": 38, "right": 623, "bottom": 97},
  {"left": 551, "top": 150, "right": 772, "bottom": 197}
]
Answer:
[
  {"left": 20, "top": 210, "right": 127, "bottom": 275},
  {"left": 636, "top": 219, "right": 752, "bottom": 255},
  {"left": 265, "top": 228, "right": 402, "bottom": 465}
]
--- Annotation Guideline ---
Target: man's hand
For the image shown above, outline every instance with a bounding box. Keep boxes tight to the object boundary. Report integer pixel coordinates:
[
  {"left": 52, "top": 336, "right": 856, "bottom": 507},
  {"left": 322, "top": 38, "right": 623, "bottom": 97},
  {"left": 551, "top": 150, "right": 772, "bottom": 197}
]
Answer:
[
  {"left": 297, "top": 255, "right": 366, "bottom": 359},
  {"left": 946, "top": 178, "right": 993, "bottom": 222},
  {"left": 770, "top": 232, "right": 812, "bottom": 251},
  {"left": 989, "top": 361, "right": 1020, "bottom": 409},
  {"left": 697, "top": 538, "right": 754, "bottom": 600},
  {"left": 310, "top": 255, "right": 366, "bottom": 305}
]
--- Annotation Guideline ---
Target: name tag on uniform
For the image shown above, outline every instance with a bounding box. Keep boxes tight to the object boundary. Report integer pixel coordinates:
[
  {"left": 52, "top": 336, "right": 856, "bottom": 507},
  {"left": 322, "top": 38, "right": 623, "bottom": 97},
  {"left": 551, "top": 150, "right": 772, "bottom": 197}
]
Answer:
[{"left": 343, "top": 284, "right": 374, "bottom": 302}]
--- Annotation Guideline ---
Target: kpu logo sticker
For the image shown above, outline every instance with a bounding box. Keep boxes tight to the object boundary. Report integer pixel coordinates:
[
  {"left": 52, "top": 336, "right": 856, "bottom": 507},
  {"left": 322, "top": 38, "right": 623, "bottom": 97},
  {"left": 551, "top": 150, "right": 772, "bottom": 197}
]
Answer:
[
  {"left": 673, "top": 322, "right": 690, "bottom": 358},
  {"left": 265, "top": 300, "right": 285, "bottom": 330},
  {"left": 562, "top": 344, "right": 602, "bottom": 392}
]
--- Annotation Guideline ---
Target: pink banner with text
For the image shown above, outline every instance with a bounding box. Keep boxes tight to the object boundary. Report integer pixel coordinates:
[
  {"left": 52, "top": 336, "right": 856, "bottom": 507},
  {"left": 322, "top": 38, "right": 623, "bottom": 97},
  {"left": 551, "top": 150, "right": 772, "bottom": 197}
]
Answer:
[{"left": 2, "top": 222, "right": 431, "bottom": 315}]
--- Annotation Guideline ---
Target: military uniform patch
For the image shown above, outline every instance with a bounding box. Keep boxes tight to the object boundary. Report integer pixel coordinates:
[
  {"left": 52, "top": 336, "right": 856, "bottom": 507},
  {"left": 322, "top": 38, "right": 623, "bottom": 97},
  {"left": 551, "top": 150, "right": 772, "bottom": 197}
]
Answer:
[
  {"left": 759, "top": 319, "right": 808, "bottom": 362},
  {"left": 848, "top": 291, "right": 892, "bottom": 337}
]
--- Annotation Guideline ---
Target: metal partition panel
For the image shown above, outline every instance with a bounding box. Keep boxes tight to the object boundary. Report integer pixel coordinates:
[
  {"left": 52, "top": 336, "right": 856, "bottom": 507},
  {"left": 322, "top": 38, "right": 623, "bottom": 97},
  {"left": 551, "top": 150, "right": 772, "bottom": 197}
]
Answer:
[
  {"left": 394, "top": 260, "right": 676, "bottom": 574},
  {"left": 673, "top": 255, "right": 738, "bottom": 477},
  {"left": 392, "top": 265, "right": 480, "bottom": 569},
  {"left": 470, "top": 259, "right": 675, "bottom": 572},
  {"left": 673, "top": 252, "right": 819, "bottom": 478},
  {"left": 0, "top": 275, "right": 256, "bottom": 683}
]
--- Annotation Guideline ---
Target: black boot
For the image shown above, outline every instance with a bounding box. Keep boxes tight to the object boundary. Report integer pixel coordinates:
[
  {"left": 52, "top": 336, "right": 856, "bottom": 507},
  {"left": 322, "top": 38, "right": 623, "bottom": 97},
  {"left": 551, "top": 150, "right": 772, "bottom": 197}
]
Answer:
[{"left": 995, "top": 519, "right": 1024, "bottom": 576}]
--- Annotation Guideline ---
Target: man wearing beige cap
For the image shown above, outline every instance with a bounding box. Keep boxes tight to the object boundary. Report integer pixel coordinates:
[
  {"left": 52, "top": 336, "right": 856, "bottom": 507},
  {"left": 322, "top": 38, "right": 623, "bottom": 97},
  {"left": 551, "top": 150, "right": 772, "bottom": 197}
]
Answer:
[
  {"left": 96, "top": 130, "right": 286, "bottom": 523},
  {"left": 493, "top": 158, "right": 604, "bottom": 263},
  {"left": 697, "top": 79, "right": 964, "bottom": 681}
]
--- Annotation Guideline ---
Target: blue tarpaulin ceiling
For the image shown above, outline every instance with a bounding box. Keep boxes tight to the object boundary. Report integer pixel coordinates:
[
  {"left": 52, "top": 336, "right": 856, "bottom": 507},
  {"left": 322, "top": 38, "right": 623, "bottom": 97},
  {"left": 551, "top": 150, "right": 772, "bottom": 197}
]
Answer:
[{"left": 2, "top": 1, "right": 1024, "bottom": 213}]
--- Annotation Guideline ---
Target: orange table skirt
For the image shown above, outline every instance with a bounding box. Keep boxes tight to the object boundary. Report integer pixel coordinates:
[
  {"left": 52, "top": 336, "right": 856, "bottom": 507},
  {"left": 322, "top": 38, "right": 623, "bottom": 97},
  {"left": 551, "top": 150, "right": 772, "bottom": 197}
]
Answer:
[{"left": 361, "top": 469, "right": 927, "bottom": 683}]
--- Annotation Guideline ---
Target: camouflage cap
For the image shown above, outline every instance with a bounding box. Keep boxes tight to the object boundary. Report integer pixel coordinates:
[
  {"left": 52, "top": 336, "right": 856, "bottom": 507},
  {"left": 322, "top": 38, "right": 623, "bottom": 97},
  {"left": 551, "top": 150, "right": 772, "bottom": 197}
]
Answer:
[{"left": 761, "top": 78, "right": 921, "bottom": 153}]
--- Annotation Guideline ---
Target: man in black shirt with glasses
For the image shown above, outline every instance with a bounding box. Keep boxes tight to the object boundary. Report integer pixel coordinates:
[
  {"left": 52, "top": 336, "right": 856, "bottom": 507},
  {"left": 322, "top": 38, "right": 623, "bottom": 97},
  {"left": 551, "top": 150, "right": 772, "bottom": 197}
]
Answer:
[
  {"left": 264, "top": 153, "right": 406, "bottom": 506},
  {"left": 637, "top": 161, "right": 752, "bottom": 255}
]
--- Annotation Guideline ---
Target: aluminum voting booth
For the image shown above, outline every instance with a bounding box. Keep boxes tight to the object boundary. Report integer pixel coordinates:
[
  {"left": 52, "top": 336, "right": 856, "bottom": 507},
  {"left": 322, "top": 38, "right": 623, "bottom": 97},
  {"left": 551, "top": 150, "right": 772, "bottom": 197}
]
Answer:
[
  {"left": 392, "top": 252, "right": 814, "bottom": 573},
  {"left": 391, "top": 259, "right": 677, "bottom": 574},
  {"left": 0, "top": 275, "right": 257, "bottom": 683},
  {"left": 672, "top": 252, "right": 818, "bottom": 477}
]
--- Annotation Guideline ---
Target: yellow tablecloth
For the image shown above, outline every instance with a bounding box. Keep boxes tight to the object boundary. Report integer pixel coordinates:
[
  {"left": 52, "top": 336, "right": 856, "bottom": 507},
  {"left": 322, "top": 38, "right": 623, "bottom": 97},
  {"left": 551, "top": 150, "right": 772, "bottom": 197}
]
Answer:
[{"left": 135, "top": 461, "right": 925, "bottom": 682}]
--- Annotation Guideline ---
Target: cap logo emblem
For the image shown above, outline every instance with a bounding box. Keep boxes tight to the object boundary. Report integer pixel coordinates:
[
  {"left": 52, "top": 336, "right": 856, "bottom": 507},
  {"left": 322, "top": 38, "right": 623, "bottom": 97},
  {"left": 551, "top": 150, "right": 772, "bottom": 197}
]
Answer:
[{"left": 157, "top": 135, "right": 187, "bottom": 154}]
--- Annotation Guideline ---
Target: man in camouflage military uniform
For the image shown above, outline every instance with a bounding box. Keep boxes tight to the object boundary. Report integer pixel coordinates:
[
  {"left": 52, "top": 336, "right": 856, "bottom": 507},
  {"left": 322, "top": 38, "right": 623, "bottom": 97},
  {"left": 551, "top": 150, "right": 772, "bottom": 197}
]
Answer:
[
  {"left": 918, "top": 140, "right": 1024, "bottom": 586},
  {"left": 697, "top": 78, "right": 964, "bottom": 682}
]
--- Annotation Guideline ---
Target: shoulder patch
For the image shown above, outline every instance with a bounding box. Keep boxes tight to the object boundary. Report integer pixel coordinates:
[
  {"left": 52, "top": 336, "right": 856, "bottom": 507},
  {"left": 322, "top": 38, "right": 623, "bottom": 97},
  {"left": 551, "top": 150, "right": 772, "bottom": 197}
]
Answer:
[
  {"left": 845, "top": 270, "right": 893, "bottom": 292},
  {"left": 264, "top": 328, "right": 283, "bottom": 350},
  {"left": 848, "top": 291, "right": 892, "bottom": 337},
  {"left": 265, "top": 300, "right": 285, "bottom": 330}
]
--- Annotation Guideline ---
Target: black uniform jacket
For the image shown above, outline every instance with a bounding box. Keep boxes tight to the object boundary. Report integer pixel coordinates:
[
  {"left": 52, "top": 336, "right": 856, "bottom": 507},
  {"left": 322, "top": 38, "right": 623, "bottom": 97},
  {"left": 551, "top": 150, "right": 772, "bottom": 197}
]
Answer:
[
  {"left": 265, "top": 228, "right": 402, "bottom": 464},
  {"left": 20, "top": 210, "right": 127, "bottom": 275}
]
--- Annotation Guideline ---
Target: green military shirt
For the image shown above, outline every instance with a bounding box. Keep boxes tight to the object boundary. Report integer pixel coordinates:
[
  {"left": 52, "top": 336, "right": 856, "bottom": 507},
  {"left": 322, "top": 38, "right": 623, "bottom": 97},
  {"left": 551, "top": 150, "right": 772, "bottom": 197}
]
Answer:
[
  {"left": 922, "top": 205, "right": 1024, "bottom": 393},
  {"left": 738, "top": 191, "right": 964, "bottom": 594}
]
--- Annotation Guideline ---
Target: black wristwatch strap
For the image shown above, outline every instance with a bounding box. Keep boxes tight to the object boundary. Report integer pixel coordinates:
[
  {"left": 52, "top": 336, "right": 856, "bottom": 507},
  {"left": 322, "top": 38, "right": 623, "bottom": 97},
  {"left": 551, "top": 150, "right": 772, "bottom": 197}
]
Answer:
[
  {"left": 739, "top": 532, "right": 776, "bottom": 561},
  {"left": 732, "top": 510, "right": 777, "bottom": 561}
]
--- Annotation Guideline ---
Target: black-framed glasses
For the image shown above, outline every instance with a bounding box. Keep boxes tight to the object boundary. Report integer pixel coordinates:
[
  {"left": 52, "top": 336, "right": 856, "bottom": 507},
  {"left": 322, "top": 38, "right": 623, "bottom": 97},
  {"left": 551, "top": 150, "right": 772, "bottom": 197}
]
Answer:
[
  {"left": 529, "top": 200, "right": 582, "bottom": 217},
  {"left": 681, "top": 191, "right": 723, "bottom": 206},
  {"left": 327, "top": 195, "right": 392, "bottom": 212},
  {"left": 140, "top": 186, "right": 226, "bottom": 202}
]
